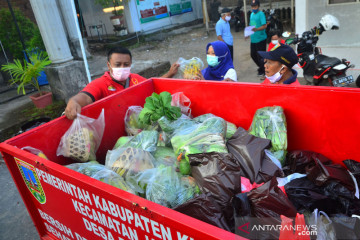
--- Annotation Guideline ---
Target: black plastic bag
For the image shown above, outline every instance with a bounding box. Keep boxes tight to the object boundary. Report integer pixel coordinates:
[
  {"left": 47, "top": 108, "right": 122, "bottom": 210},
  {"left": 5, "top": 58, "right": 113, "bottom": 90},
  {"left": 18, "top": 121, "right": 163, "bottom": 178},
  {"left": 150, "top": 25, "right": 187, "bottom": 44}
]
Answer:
[
  {"left": 331, "top": 214, "right": 360, "bottom": 240},
  {"left": 233, "top": 193, "right": 271, "bottom": 240},
  {"left": 189, "top": 152, "right": 242, "bottom": 232},
  {"left": 246, "top": 177, "right": 297, "bottom": 239},
  {"left": 307, "top": 158, "right": 355, "bottom": 193},
  {"left": 344, "top": 159, "right": 360, "bottom": 185},
  {"left": 284, "top": 177, "right": 355, "bottom": 215},
  {"left": 226, "top": 127, "right": 283, "bottom": 184},
  {"left": 283, "top": 150, "right": 332, "bottom": 175},
  {"left": 173, "top": 192, "right": 232, "bottom": 232},
  {"left": 247, "top": 177, "right": 297, "bottom": 219}
]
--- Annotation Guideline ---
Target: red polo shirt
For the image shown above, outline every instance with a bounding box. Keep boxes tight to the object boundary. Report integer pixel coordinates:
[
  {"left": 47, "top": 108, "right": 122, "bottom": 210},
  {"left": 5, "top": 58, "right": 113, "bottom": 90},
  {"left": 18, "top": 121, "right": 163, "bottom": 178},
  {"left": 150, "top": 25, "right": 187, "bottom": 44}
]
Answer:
[{"left": 81, "top": 71, "right": 146, "bottom": 102}]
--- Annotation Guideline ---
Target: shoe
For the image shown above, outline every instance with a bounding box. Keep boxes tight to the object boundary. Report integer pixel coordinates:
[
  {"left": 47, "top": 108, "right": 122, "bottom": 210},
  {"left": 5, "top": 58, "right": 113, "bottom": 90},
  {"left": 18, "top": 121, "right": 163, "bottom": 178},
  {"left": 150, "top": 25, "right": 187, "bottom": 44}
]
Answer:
[
  {"left": 259, "top": 75, "right": 266, "bottom": 80},
  {"left": 257, "top": 71, "right": 265, "bottom": 76}
]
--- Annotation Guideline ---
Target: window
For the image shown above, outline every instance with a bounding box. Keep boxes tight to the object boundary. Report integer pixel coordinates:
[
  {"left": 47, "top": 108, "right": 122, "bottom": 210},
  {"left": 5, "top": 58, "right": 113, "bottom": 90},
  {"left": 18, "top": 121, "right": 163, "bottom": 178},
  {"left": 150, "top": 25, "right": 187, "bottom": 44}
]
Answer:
[{"left": 329, "top": 0, "right": 357, "bottom": 4}]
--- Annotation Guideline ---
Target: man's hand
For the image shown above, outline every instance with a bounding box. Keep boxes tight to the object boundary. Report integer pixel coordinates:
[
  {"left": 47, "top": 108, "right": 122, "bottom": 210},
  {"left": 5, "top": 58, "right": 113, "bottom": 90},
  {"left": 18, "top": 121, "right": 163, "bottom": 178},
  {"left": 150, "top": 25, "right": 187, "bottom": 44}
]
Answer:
[
  {"left": 65, "top": 99, "right": 81, "bottom": 120},
  {"left": 64, "top": 93, "right": 93, "bottom": 120},
  {"left": 252, "top": 28, "right": 257, "bottom": 32},
  {"left": 161, "top": 62, "right": 180, "bottom": 78}
]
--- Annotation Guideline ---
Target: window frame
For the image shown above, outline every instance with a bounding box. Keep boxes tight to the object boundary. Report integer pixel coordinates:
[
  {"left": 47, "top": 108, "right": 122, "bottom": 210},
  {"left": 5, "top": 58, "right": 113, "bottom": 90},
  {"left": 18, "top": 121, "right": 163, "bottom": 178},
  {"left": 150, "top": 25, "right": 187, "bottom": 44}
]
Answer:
[{"left": 328, "top": 0, "right": 359, "bottom": 5}]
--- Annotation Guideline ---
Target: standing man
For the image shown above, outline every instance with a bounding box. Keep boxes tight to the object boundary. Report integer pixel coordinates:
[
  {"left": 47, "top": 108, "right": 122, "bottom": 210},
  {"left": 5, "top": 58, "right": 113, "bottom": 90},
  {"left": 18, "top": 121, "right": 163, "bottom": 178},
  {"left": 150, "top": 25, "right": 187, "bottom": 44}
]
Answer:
[
  {"left": 249, "top": 0, "right": 267, "bottom": 77},
  {"left": 216, "top": 8, "right": 234, "bottom": 61}
]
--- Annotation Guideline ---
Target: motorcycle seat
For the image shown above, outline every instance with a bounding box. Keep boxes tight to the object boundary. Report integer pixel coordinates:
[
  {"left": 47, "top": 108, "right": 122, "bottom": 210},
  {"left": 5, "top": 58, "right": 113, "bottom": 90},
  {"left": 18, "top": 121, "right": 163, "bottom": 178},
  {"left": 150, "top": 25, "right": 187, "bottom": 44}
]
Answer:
[{"left": 315, "top": 55, "right": 341, "bottom": 67}]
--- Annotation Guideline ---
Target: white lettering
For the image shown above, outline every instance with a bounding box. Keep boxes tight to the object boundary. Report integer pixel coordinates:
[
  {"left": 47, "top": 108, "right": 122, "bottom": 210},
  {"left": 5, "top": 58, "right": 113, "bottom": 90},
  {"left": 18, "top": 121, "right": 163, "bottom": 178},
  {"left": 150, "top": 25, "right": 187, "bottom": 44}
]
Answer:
[{"left": 151, "top": 220, "right": 161, "bottom": 239}]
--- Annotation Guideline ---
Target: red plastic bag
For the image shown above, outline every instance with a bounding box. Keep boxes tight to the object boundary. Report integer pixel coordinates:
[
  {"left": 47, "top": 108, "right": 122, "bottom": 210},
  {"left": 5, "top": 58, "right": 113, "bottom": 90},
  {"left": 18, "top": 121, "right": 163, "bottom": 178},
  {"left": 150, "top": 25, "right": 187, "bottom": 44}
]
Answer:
[{"left": 171, "top": 92, "right": 192, "bottom": 117}]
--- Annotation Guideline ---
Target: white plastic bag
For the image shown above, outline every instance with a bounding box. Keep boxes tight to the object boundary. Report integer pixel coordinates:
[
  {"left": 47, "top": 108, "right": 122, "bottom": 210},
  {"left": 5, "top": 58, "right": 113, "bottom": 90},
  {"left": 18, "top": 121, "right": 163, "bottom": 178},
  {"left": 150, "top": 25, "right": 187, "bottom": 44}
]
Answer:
[
  {"left": 57, "top": 109, "right": 105, "bottom": 162},
  {"left": 171, "top": 92, "right": 192, "bottom": 117},
  {"left": 22, "top": 146, "right": 48, "bottom": 159},
  {"left": 178, "top": 57, "right": 204, "bottom": 80},
  {"left": 309, "top": 209, "right": 337, "bottom": 240}
]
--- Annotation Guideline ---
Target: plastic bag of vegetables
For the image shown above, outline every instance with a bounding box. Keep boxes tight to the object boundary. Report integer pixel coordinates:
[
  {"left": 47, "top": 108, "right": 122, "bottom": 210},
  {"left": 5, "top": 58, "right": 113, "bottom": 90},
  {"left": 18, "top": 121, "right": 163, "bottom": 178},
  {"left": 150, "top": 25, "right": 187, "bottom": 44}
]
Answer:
[
  {"left": 66, "top": 161, "right": 139, "bottom": 195},
  {"left": 124, "top": 106, "right": 147, "bottom": 136},
  {"left": 92, "top": 168, "right": 139, "bottom": 195},
  {"left": 171, "top": 116, "right": 228, "bottom": 162},
  {"left": 132, "top": 165, "right": 200, "bottom": 208},
  {"left": 121, "top": 130, "right": 159, "bottom": 152},
  {"left": 66, "top": 161, "right": 105, "bottom": 176},
  {"left": 248, "top": 106, "right": 287, "bottom": 165},
  {"left": 152, "top": 147, "right": 177, "bottom": 167},
  {"left": 105, "top": 146, "right": 155, "bottom": 179},
  {"left": 178, "top": 57, "right": 204, "bottom": 80}
]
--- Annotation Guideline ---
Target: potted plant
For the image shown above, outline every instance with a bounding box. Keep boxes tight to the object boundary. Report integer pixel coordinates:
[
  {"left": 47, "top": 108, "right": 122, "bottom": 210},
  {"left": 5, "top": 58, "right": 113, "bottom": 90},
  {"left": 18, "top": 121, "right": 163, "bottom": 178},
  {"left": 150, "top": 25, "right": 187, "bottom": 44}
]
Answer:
[
  {"left": 95, "top": 0, "right": 128, "bottom": 35},
  {"left": 1, "top": 52, "right": 53, "bottom": 109}
]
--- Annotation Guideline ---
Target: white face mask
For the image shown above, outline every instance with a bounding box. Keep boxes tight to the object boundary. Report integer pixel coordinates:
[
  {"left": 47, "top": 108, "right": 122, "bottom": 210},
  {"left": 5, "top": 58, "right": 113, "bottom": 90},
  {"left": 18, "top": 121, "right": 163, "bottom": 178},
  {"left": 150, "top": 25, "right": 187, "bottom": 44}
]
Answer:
[
  {"left": 110, "top": 65, "right": 131, "bottom": 81},
  {"left": 271, "top": 40, "right": 279, "bottom": 45},
  {"left": 266, "top": 65, "right": 285, "bottom": 83},
  {"left": 225, "top": 16, "right": 231, "bottom": 22}
]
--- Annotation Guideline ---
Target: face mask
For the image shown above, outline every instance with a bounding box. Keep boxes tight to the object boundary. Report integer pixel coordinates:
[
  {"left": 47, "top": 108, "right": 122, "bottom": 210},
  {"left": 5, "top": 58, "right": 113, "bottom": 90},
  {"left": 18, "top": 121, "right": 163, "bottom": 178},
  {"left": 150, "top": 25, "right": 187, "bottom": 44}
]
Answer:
[
  {"left": 252, "top": 9, "right": 259, "bottom": 13},
  {"left": 271, "top": 40, "right": 279, "bottom": 45},
  {"left": 207, "top": 55, "right": 220, "bottom": 67},
  {"left": 225, "top": 16, "right": 231, "bottom": 22},
  {"left": 266, "top": 65, "right": 285, "bottom": 83},
  {"left": 110, "top": 65, "right": 131, "bottom": 81}
]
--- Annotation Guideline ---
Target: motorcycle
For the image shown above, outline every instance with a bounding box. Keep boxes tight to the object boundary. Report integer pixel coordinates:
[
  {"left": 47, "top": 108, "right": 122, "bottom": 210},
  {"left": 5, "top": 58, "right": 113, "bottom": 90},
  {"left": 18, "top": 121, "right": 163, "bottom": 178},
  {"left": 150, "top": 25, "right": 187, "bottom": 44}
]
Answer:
[
  {"left": 233, "top": 1, "right": 245, "bottom": 32},
  {"left": 284, "top": 14, "right": 357, "bottom": 87},
  {"left": 265, "top": 9, "right": 283, "bottom": 43}
]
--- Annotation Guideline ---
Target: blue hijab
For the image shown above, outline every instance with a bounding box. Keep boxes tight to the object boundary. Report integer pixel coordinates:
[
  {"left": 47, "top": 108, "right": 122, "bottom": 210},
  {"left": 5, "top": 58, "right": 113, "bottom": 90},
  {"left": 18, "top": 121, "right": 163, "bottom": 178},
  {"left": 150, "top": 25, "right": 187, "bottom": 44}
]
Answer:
[{"left": 201, "top": 41, "right": 234, "bottom": 81}]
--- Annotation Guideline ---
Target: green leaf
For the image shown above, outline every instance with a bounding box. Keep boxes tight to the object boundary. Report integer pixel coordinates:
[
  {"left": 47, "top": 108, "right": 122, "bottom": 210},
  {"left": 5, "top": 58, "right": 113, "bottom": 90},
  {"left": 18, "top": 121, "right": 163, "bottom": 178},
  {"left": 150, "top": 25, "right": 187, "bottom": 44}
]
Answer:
[{"left": 159, "top": 91, "right": 172, "bottom": 108}]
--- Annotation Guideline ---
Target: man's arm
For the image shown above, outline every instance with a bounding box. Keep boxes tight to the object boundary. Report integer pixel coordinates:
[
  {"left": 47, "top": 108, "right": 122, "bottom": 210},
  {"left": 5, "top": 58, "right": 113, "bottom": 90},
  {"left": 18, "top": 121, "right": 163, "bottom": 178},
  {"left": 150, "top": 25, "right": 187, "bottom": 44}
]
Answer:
[
  {"left": 252, "top": 24, "right": 267, "bottom": 32},
  {"left": 65, "top": 92, "right": 93, "bottom": 120},
  {"left": 217, "top": 35, "right": 224, "bottom": 42}
]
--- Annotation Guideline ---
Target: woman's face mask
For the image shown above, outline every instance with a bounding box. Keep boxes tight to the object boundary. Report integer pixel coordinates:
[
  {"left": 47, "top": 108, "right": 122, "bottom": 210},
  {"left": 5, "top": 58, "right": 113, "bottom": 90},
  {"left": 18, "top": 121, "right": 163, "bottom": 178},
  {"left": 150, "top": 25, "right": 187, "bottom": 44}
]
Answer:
[
  {"left": 109, "top": 64, "right": 131, "bottom": 81},
  {"left": 207, "top": 55, "right": 220, "bottom": 67},
  {"left": 252, "top": 9, "right": 259, "bottom": 13},
  {"left": 266, "top": 65, "right": 285, "bottom": 83}
]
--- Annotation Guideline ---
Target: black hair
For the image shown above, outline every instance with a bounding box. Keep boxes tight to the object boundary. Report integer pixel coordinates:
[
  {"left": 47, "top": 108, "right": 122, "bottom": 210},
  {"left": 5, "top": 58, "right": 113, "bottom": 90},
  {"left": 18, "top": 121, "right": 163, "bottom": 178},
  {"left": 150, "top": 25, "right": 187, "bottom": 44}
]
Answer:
[
  {"left": 107, "top": 46, "right": 132, "bottom": 61},
  {"left": 270, "top": 30, "right": 282, "bottom": 38}
]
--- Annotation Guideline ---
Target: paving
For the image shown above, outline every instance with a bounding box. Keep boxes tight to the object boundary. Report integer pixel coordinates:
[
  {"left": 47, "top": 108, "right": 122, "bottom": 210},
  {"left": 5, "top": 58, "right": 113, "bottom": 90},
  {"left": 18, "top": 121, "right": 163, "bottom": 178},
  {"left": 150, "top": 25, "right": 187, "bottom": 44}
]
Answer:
[{"left": 1, "top": 22, "right": 359, "bottom": 240}]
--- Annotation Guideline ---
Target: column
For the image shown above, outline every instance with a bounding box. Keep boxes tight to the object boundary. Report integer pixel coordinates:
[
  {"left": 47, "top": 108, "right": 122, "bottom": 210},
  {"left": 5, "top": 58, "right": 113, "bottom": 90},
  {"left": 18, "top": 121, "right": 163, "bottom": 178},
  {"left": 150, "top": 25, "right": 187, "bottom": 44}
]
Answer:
[
  {"left": 295, "top": 0, "right": 308, "bottom": 36},
  {"left": 29, "top": 0, "right": 73, "bottom": 64}
]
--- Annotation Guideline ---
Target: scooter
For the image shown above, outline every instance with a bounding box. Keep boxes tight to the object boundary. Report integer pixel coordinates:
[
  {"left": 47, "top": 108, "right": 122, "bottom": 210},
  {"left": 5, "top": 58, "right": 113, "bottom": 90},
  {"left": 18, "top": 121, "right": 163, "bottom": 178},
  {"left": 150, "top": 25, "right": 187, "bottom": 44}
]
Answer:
[
  {"left": 265, "top": 9, "right": 283, "bottom": 43},
  {"left": 284, "top": 15, "right": 357, "bottom": 87},
  {"left": 233, "top": 1, "right": 245, "bottom": 32}
]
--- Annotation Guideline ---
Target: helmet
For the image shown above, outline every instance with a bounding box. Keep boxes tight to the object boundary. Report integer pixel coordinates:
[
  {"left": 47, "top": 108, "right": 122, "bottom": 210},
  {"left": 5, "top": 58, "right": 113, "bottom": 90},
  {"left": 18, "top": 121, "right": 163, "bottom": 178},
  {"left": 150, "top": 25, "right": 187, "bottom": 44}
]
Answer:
[{"left": 319, "top": 14, "right": 340, "bottom": 31}]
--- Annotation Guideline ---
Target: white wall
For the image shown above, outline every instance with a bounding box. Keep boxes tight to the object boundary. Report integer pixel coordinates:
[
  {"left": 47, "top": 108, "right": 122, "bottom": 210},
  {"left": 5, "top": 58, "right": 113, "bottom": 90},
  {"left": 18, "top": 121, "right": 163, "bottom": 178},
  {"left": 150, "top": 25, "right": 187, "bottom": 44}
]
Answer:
[
  {"left": 78, "top": 0, "right": 117, "bottom": 36},
  {"left": 126, "top": 0, "right": 203, "bottom": 34},
  {"left": 305, "top": 0, "right": 360, "bottom": 47}
]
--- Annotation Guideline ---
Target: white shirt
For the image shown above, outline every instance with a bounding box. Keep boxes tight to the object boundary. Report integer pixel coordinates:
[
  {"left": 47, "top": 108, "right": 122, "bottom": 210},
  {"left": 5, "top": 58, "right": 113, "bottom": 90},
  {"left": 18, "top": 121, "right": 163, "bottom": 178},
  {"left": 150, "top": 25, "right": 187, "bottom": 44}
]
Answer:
[{"left": 224, "top": 68, "right": 237, "bottom": 81}]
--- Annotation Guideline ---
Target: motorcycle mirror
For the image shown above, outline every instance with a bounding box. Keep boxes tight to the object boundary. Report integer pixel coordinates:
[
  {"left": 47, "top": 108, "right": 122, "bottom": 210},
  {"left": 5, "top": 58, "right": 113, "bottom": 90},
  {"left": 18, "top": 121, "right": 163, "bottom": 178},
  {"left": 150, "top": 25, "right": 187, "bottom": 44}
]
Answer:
[{"left": 282, "top": 31, "right": 291, "bottom": 38}]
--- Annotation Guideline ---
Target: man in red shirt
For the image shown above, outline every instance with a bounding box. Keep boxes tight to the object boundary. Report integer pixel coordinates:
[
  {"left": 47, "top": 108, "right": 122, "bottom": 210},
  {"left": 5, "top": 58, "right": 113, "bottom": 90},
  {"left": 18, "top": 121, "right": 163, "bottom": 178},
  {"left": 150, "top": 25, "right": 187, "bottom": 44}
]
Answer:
[
  {"left": 258, "top": 44, "right": 300, "bottom": 85},
  {"left": 65, "top": 46, "right": 179, "bottom": 119}
]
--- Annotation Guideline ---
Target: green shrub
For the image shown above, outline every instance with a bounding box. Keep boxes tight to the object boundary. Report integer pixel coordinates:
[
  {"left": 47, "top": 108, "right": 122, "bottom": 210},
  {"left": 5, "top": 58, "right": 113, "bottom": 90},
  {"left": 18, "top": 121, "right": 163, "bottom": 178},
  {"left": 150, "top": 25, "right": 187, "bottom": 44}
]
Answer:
[{"left": 0, "top": 8, "right": 45, "bottom": 60}]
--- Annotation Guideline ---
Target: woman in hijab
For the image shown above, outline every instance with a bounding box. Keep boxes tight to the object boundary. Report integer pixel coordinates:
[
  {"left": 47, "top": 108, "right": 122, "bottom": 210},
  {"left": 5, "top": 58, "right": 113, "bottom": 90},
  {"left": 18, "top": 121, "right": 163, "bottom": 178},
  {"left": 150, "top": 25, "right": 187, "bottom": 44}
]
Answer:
[{"left": 196, "top": 41, "right": 237, "bottom": 81}]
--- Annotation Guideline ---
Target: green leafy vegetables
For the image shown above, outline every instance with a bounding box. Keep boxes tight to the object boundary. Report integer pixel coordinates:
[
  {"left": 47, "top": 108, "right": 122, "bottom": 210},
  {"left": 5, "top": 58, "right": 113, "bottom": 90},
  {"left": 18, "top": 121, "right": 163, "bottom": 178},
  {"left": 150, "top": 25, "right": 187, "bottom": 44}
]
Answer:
[{"left": 139, "top": 92, "right": 182, "bottom": 125}]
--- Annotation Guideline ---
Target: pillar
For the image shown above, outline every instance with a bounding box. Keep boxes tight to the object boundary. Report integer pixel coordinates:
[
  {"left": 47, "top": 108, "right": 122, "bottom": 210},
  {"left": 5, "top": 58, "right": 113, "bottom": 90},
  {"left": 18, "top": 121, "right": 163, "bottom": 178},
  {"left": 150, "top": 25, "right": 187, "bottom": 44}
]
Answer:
[
  {"left": 29, "top": 0, "right": 73, "bottom": 64},
  {"left": 58, "top": 0, "right": 91, "bottom": 59}
]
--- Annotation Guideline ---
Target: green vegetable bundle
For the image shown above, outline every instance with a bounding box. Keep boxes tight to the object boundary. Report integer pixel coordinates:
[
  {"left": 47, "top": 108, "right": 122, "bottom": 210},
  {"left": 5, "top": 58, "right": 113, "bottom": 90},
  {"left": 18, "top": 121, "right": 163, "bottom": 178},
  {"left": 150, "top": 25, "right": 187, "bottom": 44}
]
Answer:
[
  {"left": 171, "top": 116, "right": 228, "bottom": 162},
  {"left": 132, "top": 165, "right": 200, "bottom": 208},
  {"left": 139, "top": 92, "right": 182, "bottom": 125},
  {"left": 248, "top": 106, "right": 287, "bottom": 164}
]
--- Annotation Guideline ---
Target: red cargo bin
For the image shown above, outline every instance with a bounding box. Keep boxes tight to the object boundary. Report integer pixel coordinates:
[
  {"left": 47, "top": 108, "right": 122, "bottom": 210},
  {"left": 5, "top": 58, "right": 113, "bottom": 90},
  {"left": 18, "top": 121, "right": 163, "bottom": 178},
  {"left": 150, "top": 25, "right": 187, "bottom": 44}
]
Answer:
[{"left": 1, "top": 79, "right": 359, "bottom": 240}]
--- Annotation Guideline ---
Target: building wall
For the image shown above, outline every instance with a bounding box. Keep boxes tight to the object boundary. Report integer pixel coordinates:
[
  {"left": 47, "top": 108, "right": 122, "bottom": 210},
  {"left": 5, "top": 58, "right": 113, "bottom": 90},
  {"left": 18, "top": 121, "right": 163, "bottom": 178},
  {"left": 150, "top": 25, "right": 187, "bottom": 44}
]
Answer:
[
  {"left": 79, "top": 0, "right": 203, "bottom": 36},
  {"left": 0, "top": 0, "right": 36, "bottom": 23},
  {"left": 305, "top": 0, "right": 360, "bottom": 47},
  {"left": 78, "top": 0, "right": 115, "bottom": 37}
]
